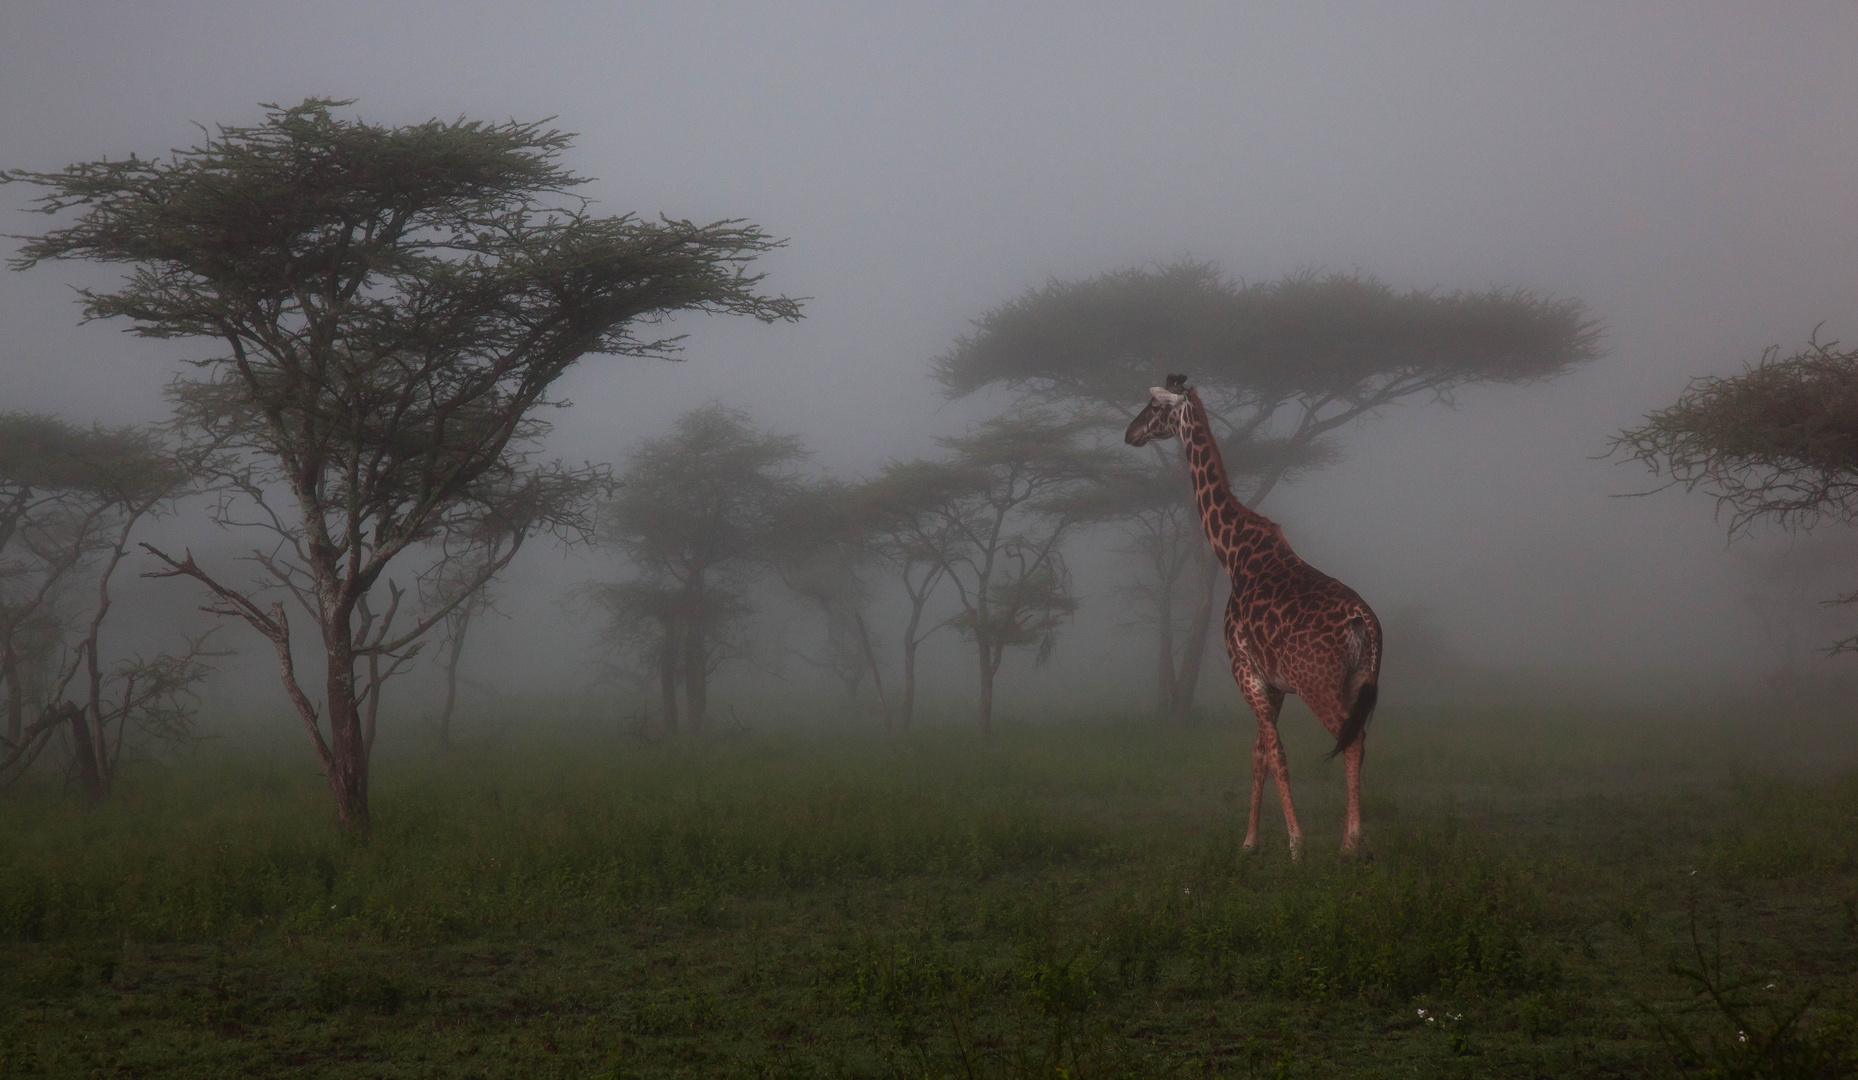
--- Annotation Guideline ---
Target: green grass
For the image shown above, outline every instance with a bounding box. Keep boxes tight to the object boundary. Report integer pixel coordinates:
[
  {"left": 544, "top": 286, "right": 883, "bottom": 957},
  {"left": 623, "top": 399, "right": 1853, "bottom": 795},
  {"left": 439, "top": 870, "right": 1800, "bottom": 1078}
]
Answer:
[{"left": 3, "top": 697, "right": 1857, "bottom": 1077}]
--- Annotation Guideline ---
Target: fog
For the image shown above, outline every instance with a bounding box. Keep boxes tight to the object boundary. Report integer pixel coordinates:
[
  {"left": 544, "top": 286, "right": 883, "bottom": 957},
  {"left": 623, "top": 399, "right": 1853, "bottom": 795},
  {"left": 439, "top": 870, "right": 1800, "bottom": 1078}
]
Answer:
[{"left": 5, "top": 3, "right": 1858, "bottom": 727}]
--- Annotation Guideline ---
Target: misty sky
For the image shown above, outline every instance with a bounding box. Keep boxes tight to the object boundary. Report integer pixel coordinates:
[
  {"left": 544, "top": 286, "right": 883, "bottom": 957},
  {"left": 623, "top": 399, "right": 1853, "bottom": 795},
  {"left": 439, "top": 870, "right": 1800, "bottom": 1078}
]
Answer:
[{"left": 5, "top": 3, "right": 1858, "bottom": 700}]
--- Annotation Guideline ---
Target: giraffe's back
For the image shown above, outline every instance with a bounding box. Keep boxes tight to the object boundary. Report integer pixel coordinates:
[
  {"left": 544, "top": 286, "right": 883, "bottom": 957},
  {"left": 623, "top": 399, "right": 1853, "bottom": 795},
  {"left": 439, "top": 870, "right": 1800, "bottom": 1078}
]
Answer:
[{"left": 1227, "top": 555, "right": 1380, "bottom": 695}]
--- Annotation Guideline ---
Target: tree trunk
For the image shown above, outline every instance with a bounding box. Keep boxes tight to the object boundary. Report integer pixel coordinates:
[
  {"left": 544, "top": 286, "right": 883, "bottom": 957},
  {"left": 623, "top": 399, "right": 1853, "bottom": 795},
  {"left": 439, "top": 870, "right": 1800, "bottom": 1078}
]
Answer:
[
  {"left": 436, "top": 603, "right": 473, "bottom": 750},
  {"left": 900, "top": 638, "right": 919, "bottom": 733},
  {"left": 899, "top": 593, "right": 929, "bottom": 732},
  {"left": 80, "top": 637, "right": 110, "bottom": 803},
  {"left": 82, "top": 570, "right": 111, "bottom": 794},
  {"left": 683, "top": 585, "right": 706, "bottom": 735},
  {"left": 976, "top": 637, "right": 996, "bottom": 737},
  {"left": 1168, "top": 548, "right": 1223, "bottom": 723},
  {"left": 658, "top": 616, "right": 680, "bottom": 734},
  {"left": 322, "top": 633, "right": 370, "bottom": 833},
  {"left": 2, "top": 639, "right": 21, "bottom": 746},
  {"left": 1155, "top": 578, "right": 1176, "bottom": 718},
  {"left": 64, "top": 701, "right": 106, "bottom": 804},
  {"left": 853, "top": 611, "right": 890, "bottom": 731}
]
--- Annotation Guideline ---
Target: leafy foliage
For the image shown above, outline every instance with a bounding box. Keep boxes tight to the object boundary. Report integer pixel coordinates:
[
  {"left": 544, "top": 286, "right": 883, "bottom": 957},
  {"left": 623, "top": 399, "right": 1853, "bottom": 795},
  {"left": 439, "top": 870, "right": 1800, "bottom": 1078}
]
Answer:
[
  {"left": 0, "top": 415, "right": 182, "bottom": 501},
  {"left": 1616, "top": 334, "right": 1858, "bottom": 655},
  {"left": 1616, "top": 335, "right": 1858, "bottom": 534},
  {"left": 937, "top": 261, "right": 1598, "bottom": 430}
]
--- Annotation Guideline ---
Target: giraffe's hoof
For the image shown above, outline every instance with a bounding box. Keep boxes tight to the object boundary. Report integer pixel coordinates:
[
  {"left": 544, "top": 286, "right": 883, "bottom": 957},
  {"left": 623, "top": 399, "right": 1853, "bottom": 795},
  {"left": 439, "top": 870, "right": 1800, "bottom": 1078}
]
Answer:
[
  {"left": 1240, "top": 840, "right": 1258, "bottom": 856},
  {"left": 1287, "top": 840, "right": 1305, "bottom": 862},
  {"left": 1341, "top": 845, "right": 1374, "bottom": 862}
]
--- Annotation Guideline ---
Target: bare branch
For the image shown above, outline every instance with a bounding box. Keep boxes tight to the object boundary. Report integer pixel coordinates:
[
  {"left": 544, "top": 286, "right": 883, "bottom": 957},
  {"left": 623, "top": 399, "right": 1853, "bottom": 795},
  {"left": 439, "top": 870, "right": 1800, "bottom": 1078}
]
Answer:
[{"left": 139, "top": 544, "right": 281, "bottom": 638}]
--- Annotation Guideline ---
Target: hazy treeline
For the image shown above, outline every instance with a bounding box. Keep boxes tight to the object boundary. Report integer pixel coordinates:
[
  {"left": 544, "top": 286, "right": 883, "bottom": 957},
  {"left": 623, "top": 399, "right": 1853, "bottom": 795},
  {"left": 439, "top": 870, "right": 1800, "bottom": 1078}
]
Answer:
[{"left": 5, "top": 95, "right": 1850, "bottom": 831}]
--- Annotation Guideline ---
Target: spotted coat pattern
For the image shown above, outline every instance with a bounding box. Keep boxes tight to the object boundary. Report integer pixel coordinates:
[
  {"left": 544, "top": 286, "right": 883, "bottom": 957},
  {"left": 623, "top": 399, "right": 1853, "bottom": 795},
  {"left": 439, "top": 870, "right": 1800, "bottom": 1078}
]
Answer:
[{"left": 1126, "top": 375, "right": 1382, "bottom": 857}]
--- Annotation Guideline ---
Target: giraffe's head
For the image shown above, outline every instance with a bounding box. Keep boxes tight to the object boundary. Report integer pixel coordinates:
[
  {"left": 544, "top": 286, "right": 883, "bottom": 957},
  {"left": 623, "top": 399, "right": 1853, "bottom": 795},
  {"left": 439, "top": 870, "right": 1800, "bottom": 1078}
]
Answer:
[{"left": 1124, "top": 374, "right": 1191, "bottom": 447}]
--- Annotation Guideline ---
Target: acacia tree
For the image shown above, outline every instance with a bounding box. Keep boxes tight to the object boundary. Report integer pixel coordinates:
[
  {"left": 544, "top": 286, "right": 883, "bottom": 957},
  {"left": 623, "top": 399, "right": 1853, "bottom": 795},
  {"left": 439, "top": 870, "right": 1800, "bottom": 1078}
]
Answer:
[
  {"left": 1614, "top": 332, "right": 1858, "bottom": 652},
  {"left": 854, "top": 461, "right": 972, "bottom": 731},
  {"left": 6, "top": 100, "right": 800, "bottom": 829},
  {"left": 897, "top": 413, "right": 1114, "bottom": 735},
  {"left": 600, "top": 404, "right": 808, "bottom": 733},
  {"left": 0, "top": 414, "right": 209, "bottom": 798},
  {"left": 937, "top": 262, "right": 1599, "bottom": 719}
]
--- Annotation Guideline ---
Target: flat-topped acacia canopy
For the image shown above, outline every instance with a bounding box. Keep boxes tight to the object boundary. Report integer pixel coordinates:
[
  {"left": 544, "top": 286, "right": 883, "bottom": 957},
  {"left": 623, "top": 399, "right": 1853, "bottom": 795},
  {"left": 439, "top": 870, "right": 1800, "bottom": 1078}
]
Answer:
[{"left": 936, "top": 261, "right": 1599, "bottom": 429}]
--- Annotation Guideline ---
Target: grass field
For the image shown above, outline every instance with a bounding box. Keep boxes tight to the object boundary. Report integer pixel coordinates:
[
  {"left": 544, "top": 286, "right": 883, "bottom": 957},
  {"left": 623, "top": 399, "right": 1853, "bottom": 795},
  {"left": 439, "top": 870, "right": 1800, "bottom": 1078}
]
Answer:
[{"left": 3, "top": 691, "right": 1857, "bottom": 1078}]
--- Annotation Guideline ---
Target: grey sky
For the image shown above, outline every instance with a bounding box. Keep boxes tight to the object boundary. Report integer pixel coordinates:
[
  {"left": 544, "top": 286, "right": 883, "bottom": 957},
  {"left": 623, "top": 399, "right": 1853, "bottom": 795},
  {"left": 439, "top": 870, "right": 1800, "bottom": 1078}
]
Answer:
[{"left": 5, "top": 3, "right": 1857, "bottom": 693}]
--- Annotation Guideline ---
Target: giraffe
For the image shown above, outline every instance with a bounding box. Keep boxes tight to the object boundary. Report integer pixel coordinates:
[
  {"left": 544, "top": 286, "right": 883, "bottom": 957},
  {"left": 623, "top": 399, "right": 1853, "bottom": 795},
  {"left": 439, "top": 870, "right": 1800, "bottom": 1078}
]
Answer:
[{"left": 1126, "top": 374, "right": 1382, "bottom": 858}]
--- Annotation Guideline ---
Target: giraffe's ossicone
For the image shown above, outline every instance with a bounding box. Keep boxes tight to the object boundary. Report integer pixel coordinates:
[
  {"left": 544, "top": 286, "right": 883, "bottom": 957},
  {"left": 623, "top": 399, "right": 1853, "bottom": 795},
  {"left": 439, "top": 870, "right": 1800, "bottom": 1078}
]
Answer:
[{"left": 1127, "top": 373, "right": 1383, "bottom": 858}]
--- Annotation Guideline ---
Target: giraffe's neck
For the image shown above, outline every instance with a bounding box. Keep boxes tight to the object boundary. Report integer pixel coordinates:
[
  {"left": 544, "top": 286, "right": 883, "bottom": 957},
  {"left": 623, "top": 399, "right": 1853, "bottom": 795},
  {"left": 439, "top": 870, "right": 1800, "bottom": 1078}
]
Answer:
[{"left": 1179, "top": 389, "right": 1283, "bottom": 576}]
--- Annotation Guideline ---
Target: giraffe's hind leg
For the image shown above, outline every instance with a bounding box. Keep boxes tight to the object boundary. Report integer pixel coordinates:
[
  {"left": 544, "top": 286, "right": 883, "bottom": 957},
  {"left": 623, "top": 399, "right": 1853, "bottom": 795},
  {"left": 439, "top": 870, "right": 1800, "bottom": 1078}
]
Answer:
[
  {"left": 1342, "top": 739, "right": 1366, "bottom": 855},
  {"left": 1236, "top": 668, "right": 1300, "bottom": 859},
  {"left": 1308, "top": 688, "right": 1368, "bottom": 856},
  {"left": 1245, "top": 731, "right": 1267, "bottom": 853}
]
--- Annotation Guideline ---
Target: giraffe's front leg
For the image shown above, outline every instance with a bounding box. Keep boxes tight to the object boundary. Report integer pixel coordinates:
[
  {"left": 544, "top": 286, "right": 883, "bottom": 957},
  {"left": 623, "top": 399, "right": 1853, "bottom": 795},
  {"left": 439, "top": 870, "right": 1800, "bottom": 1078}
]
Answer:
[
  {"left": 1260, "top": 721, "right": 1304, "bottom": 860},
  {"left": 1244, "top": 736, "right": 1266, "bottom": 853}
]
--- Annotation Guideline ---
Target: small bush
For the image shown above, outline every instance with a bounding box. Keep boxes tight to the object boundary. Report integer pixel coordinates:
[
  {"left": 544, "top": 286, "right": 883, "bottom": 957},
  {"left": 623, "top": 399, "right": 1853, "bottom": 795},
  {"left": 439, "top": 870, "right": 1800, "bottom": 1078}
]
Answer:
[{"left": 1647, "top": 900, "right": 1858, "bottom": 1078}]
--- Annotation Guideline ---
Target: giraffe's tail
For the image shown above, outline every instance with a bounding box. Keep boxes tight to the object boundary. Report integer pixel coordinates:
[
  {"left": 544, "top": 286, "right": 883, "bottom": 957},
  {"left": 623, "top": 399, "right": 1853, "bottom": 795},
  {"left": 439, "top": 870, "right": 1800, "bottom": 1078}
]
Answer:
[
  {"left": 1327, "top": 681, "right": 1377, "bottom": 760},
  {"left": 1326, "top": 614, "right": 1380, "bottom": 760}
]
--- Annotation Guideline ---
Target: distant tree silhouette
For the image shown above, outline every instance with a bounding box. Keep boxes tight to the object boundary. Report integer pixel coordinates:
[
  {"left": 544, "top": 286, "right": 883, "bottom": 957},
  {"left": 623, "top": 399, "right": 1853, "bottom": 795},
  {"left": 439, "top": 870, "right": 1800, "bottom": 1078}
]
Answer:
[
  {"left": 0, "top": 414, "right": 210, "bottom": 800},
  {"left": 865, "top": 413, "right": 1116, "bottom": 735},
  {"left": 600, "top": 404, "right": 808, "bottom": 733}
]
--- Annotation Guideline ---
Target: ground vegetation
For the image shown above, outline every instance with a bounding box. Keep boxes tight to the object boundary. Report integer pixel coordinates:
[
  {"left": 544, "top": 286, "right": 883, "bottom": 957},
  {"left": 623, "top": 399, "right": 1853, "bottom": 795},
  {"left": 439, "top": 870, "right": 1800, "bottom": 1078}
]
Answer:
[{"left": 1, "top": 698, "right": 1854, "bottom": 1077}]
